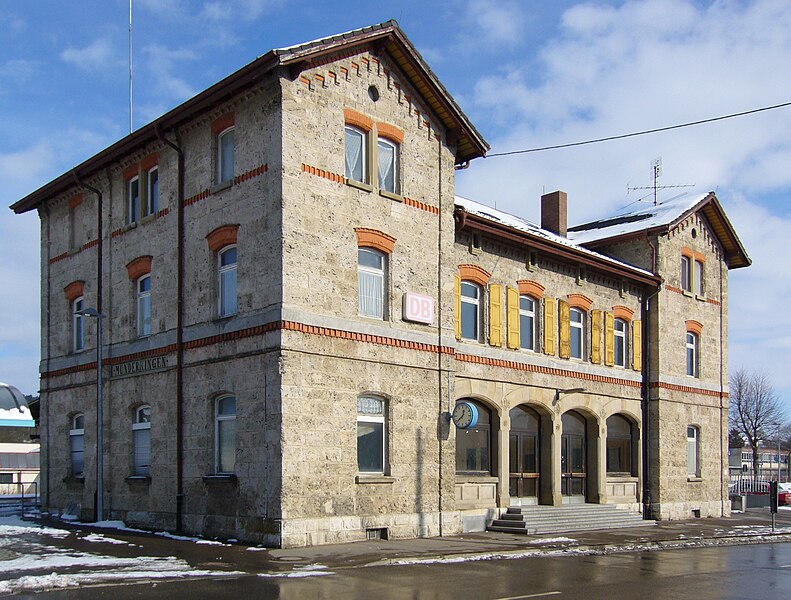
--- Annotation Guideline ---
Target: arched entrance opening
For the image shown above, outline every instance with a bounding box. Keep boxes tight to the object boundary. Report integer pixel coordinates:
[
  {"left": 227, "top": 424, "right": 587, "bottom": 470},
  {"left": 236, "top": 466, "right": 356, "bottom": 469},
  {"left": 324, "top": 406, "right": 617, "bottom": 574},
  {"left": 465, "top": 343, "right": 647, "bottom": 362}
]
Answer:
[
  {"left": 561, "top": 410, "right": 587, "bottom": 503},
  {"left": 508, "top": 405, "right": 540, "bottom": 505}
]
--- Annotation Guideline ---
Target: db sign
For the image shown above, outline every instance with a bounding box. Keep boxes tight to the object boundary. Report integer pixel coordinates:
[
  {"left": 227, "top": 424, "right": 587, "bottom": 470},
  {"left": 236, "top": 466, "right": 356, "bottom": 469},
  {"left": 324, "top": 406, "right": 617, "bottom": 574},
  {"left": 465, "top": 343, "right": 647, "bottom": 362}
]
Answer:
[{"left": 403, "top": 292, "right": 434, "bottom": 325}]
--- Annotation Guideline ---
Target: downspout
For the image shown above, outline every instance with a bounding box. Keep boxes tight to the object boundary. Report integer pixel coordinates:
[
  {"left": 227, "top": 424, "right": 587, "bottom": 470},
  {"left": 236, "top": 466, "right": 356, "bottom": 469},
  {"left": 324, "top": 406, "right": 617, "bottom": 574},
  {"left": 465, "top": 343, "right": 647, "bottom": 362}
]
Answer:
[
  {"left": 42, "top": 203, "right": 52, "bottom": 511},
  {"left": 719, "top": 253, "right": 725, "bottom": 514},
  {"left": 437, "top": 134, "right": 444, "bottom": 537},
  {"left": 642, "top": 235, "right": 660, "bottom": 519},
  {"left": 156, "top": 125, "right": 185, "bottom": 532},
  {"left": 72, "top": 171, "right": 103, "bottom": 518}
]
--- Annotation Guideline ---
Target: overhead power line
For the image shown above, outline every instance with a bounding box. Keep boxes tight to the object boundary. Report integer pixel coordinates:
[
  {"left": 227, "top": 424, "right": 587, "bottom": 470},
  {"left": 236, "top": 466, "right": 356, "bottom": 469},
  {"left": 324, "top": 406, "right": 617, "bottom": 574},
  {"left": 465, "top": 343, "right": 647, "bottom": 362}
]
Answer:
[{"left": 486, "top": 101, "right": 791, "bottom": 157}]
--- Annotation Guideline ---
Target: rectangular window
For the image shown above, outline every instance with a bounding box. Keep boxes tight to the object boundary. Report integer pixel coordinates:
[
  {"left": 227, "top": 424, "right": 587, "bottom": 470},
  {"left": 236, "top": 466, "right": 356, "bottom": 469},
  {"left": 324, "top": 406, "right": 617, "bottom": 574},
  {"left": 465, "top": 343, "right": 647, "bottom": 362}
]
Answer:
[
  {"left": 357, "top": 248, "right": 385, "bottom": 319},
  {"left": 137, "top": 276, "right": 151, "bottom": 337},
  {"left": 218, "top": 247, "right": 237, "bottom": 317},
  {"left": 73, "top": 297, "right": 84, "bottom": 352},
  {"left": 460, "top": 282, "right": 481, "bottom": 341},
  {"left": 217, "top": 127, "right": 235, "bottom": 184},
  {"left": 570, "top": 308, "right": 584, "bottom": 359},
  {"left": 519, "top": 295, "right": 535, "bottom": 351},
  {"left": 687, "top": 426, "right": 699, "bottom": 476},
  {"left": 128, "top": 176, "right": 140, "bottom": 224},
  {"left": 357, "top": 396, "right": 385, "bottom": 474},
  {"left": 694, "top": 260, "right": 704, "bottom": 295},
  {"left": 345, "top": 126, "right": 365, "bottom": 183},
  {"left": 70, "top": 414, "right": 85, "bottom": 477},
  {"left": 145, "top": 167, "right": 158, "bottom": 217},
  {"left": 377, "top": 138, "right": 397, "bottom": 193},
  {"left": 215, "top": 396, "right": 236, "bottom": 474},
  {"left": 132, "top": 406, "right": 151, "bottom": 477},
  {"left": 686, "top": 332, "right": 698, "bottom": 377},
  {"left": 681, "top": 255, "right": 691, "bottom": 292},
  {"left": 614, "top": 319, "right": 627, "bottom": 367}
]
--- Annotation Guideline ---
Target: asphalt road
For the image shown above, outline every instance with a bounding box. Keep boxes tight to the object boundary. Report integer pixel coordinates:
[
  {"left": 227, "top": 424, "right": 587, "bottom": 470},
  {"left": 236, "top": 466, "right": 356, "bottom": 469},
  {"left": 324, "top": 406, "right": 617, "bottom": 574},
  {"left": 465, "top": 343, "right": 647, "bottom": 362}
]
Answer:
[{"left": 25, "top": 541, "right": 791, "bottom": 599}]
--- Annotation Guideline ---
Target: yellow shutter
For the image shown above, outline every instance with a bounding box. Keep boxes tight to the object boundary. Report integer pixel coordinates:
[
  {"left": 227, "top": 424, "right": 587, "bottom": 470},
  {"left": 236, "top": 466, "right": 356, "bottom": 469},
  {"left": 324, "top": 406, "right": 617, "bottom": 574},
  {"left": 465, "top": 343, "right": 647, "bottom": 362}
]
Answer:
[
  {"left": 591, "top": 310, "right": 602, "bottom": 364},
  {"left": 632, "top": 320, "right": 642, "bottom": 371},
  {"left": 506, "top": 286, "right": 520, "bottom": 349},
  {"left": 558, "top": 299, "right": 570, "bottom": 359},
  {"left": 604, "top": 312, "right": 615, "bottom": 367},
  {"left": 489, "top": 283, "right": 502, "bottom": 347},
  {"left": 543, "top": 298, "right": 556, "bottom": 356},
  {"left": 454, "top": 273, "right": 461, "bottom": 340}
]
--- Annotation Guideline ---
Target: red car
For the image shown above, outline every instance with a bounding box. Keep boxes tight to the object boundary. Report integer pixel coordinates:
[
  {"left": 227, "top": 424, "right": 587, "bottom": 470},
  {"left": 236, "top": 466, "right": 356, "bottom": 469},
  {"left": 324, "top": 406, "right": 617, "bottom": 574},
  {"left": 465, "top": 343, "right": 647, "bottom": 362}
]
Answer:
[{"left": 779, "top": 483, "right": 791, "bottom": 506}]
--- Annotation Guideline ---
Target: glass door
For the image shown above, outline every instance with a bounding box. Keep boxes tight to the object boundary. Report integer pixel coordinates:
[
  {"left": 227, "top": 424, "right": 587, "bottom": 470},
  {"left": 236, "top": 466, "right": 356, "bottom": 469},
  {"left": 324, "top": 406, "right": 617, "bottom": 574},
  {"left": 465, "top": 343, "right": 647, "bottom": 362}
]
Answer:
[
  {"left": 561, "top": 411, "right": 586, "bottom": 502},
  {"left": 508, "top": 406, "right": 540, "bottom": 505}
]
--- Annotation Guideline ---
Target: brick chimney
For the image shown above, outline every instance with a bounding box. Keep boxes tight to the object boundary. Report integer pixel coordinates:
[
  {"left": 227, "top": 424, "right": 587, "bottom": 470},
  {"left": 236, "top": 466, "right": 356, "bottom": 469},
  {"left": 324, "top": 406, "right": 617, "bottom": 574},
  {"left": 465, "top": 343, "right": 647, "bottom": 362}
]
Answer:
[{"left": 541, "top": 190, "right": 568, "bottom": 237}]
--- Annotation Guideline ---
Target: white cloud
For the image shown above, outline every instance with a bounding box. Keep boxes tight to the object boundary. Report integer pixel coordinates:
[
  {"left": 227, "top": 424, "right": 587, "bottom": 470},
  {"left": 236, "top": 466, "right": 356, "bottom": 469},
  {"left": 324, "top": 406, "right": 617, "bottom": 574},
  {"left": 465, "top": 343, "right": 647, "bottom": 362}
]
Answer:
[
  {"left": 465, "top": 0, "right": 526, "bottom": 46},
  {"left": 61, "top": 38, "right": 123, "bottom": 73},
  {"left": 199, "top": 0, "right": 283, "bottom": 22}
]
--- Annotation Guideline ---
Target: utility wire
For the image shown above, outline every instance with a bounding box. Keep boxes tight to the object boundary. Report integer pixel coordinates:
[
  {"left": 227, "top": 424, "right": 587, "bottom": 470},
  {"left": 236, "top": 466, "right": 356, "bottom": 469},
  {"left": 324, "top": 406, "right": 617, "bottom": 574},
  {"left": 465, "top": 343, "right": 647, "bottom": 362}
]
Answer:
[{"left": 486, "top": 101, "right": 791, "bottom": 157}]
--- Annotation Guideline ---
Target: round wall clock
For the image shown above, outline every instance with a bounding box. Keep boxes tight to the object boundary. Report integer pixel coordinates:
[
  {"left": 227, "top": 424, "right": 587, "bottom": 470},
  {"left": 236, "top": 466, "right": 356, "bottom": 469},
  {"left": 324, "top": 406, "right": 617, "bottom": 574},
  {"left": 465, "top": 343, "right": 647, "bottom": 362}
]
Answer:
[{"left": 452, "top": 401, "right": 479, "bottom": 429}]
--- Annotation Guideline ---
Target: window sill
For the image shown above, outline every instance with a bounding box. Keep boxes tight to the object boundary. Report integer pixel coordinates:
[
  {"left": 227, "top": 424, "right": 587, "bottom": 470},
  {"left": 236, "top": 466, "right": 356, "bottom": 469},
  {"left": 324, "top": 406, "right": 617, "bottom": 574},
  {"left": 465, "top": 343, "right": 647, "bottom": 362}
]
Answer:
[
  {"left": 687, "top": 476, "right": 703, "bottom": 483},
  {"left": 123, "top": 221, "right": 139, "bottom": 233},
  {"left": 126, "top": 475, "right": 151, "bottom": 483},
  {"left": 355, "top": 475, "right": 395, "bottom": 484},
  {"left": 203, "top": 474, "right": 237, "bottom": 484},
  {"left": 214, "top": 313, "right": 237, "bottom": 322},
  {"left": 63, "top": 475, "right": 85, "bottom": 484},
  {"left": 140, "top": 213, "right": 156, "bottom": 226},
  {"left": 346, "top": 179, "right": 373, "bottom": 193},
  {"left": 211, "top": 180, "right": 233, "bottom": 194},
  {"left": 456, "top": 475, "right": 498, "bottom": 483},
  {"left": 695, "top": 294, "right": 706, "bottom": 302},
  {"left": 682, "top": 290, "right": 693, "bottom": 298},
  {"left": 378, "top": 189, "right": 403, "bottom": 202}
]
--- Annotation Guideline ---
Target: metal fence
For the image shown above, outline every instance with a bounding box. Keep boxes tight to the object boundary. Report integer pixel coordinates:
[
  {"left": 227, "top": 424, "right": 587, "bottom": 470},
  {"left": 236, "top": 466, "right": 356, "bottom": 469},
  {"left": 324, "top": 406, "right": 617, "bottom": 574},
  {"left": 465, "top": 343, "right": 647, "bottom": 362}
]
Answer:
[
  {"left": 0, "top": 481, "right": 39, "bottom": 514},
  {"left": 729, "top": 474, "right": 781, "bottom": 494}
]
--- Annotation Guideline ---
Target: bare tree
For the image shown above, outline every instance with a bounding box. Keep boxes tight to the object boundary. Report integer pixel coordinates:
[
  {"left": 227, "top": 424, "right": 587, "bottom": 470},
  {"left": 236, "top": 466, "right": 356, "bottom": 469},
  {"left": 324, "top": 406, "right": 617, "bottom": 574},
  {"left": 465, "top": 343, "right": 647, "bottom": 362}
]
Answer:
[{"left": 729, "top": 368, "right": 787, "bottom": 482}]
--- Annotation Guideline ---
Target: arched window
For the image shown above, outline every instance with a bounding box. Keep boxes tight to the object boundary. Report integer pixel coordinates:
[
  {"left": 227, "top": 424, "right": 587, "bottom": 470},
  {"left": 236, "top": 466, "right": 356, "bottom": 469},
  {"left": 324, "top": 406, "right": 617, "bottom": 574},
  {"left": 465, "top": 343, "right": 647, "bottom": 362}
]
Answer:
[
  {"left": 217, "top": 126, "right": 235, "bottom": 184},
  {"left": 357, "top": 396, "right": 386, "bottom": 474},
  {"left": 358, "top": 248, "right": 386, "bottom": 319},
  {"left": 215, "top": 395, "right": 236, "bottom": 474},
  {"left": 345, "top": 125, "right": 366, "bottom": 183},
  {"left": 70, "top": 413, "right": 85, "bottom": 477},
  {"left": 137, "top": 275, "right": 151, "bottom": 337},
  {"left": 519, "top": 295, "right": 536, "bottom": 351},
  {"left": 132, "top": 405, "right": 151, "bottom": 476},
  {"left": 455, "top": 399, "right": 492, "bottom": 475},
  {"left": 460, "top": 282, "right": 482, "bottom": 342},
  {"left": 614, "top": 318, "right": 628, "bottom": 367},
  {"left": 606, "top": 414, "right": 634, "bottom": 475},
  {"left": 218, "top": 246, "right": 237, "bottom": 317},
  {"left": 570, "top": 308, "right": 585, "bottom": 359},
  {"left": 686, "top": 332, "right": 698, "bottom": 377},
  {"left": 377, "top": 137, "right": 398, "bottom": 193}
]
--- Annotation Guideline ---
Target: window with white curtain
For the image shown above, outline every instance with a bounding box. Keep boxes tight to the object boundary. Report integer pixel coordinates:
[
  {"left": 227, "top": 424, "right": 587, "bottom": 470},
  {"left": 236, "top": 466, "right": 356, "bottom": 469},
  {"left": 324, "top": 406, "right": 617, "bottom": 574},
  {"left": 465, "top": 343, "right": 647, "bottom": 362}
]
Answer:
[
  {"left": 687, "top": 425, "right": 700, "bottom": 476},
  {"left": 137, "top": 275, "right": 151, "bottom": 337},
  {"left": 217, "top": 127, "right": 235, "bottom": 184},
  {"left": 128, "top": 175, "right": 140, "bottom": 224},
  {"left": 70, "top": 413, "right": 85, "bottom": 477},
  {"left": 461, "top": 281, "right": 481, "bottom": 341},
  {"left": 357, "top": 396, "right": 386, "bottom": 473},
  {"left": 686, "top": 332, "right": 698, "bottom": 377},
  {"left": 681, "top": 255, "right": 691, "bottom": 292},
  {"left": 694, "top": 260, "right": 704, "bottom": 295},
  {"left": 145, "top": 167, "right": 158, "bottom": 217},
  {"left": 377, "top": 138, "right": 397, "bottom": 193},
  {"left": 358, "top": 248, "right": 385, "bottom": 319},
  {"left": 345, "top": 126, "right": 365, "bottom": 183},
  {"left": 215, "top": 395, "right": 236, "bottom": 474},
  {"left": 132, "top": 405, "right": 151, "bottom": 477},
  {"left": 570, "top": 308, "right": 585, "bottom": 359},
  {"left": 218, "top": 246, "right": 237, "bottom": 317}
]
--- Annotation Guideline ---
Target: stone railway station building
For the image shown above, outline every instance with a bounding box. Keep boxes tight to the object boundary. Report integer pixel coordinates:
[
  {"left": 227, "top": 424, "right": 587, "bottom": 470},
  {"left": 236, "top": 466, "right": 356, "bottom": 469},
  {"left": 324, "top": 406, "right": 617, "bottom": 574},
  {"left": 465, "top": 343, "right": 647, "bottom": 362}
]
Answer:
[{"left": 10, "top": 22, "right": 750, "bottom": 547}]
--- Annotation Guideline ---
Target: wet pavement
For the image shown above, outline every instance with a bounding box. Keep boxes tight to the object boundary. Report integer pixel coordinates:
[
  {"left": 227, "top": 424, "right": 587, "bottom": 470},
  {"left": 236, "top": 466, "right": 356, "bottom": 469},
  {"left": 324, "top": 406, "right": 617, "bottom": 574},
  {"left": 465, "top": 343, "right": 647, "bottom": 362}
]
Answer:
[{"left": 1, "top": 509, "right": 791, "bottom": 596}]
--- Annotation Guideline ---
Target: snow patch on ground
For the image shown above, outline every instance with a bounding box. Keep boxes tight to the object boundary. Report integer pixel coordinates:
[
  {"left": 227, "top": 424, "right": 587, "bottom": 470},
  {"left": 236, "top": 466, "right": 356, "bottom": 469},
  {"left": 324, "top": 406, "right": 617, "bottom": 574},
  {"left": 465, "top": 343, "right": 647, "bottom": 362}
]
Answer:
[
  {"left": 81, "top": 533, "right": 132, "bottom": 545},
  {"left": 0, "top": 515, "right": 71, "bottom": 538},
  {"left": 258, "top": 565, "right": 333, "bottom": 578},
  {"left": 530, "top": 537, "right": 577, "bottom": 545}
]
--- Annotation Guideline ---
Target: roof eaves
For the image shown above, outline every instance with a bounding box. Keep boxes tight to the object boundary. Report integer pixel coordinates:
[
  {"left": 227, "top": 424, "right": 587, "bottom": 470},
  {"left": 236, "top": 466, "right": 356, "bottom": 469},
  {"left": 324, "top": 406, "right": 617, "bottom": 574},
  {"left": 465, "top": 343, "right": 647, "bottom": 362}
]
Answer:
[{"left": 459, "top": 209, "right": 660, "bottom": 287}]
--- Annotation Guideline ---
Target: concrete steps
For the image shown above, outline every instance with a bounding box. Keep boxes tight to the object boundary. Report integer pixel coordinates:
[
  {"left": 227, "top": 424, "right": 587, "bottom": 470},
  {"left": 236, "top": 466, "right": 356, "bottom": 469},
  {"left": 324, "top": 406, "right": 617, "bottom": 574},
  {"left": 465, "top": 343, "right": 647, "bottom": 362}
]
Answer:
[{"left": 488, "top": 503, "right": 654, "bottom": 535}]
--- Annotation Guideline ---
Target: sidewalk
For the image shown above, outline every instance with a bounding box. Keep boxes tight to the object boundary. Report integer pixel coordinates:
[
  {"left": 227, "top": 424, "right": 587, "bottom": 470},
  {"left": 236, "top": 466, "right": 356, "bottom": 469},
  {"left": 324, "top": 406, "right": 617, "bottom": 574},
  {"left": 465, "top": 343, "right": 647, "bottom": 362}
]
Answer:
[{"left": 266, "top": 508, "right": 791, "bottom": 569}]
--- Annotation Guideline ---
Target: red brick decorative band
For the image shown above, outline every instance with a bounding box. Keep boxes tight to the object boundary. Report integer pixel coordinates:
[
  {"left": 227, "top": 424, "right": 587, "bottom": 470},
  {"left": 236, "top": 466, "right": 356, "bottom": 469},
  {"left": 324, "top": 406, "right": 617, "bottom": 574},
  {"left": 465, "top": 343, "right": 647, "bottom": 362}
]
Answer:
[
  {"left": 302, "top": 163, "right": 344, "bottom": 184},
  {"left": 403, "top": 196, "right": 440, "bottom": 215},
  {"left": 649, "top": 381, "right": 727, "bottom": 398}
]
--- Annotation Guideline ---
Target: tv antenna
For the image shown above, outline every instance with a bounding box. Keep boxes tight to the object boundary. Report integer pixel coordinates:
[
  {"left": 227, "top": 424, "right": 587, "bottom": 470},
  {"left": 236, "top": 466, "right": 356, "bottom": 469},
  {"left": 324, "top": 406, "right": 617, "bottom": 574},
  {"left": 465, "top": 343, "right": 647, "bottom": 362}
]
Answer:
[{"left": 627, "top": 157, "right": 694, "bottom": 205}]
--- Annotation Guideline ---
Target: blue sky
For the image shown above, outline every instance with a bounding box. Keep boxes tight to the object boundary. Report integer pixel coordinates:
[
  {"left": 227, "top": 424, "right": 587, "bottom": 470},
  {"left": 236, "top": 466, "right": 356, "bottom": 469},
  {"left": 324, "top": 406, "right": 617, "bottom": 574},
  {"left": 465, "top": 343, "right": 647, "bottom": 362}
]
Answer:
[{"left": 2, "top": 0, "right": 791, "bottom": 415}]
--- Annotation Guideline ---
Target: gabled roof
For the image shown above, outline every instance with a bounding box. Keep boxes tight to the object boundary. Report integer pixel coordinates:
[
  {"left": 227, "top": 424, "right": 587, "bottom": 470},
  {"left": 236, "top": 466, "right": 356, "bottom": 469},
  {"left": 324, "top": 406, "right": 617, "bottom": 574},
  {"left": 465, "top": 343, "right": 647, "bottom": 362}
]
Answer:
[
  {"left": 454, "top": 196, "right": 661, "bottom": 287},
  {"left": 568, "top": 192, "right": 751, "bottom": 269},
  {"left": 10, "top": 21, "right": 488, "bottom": 215}
]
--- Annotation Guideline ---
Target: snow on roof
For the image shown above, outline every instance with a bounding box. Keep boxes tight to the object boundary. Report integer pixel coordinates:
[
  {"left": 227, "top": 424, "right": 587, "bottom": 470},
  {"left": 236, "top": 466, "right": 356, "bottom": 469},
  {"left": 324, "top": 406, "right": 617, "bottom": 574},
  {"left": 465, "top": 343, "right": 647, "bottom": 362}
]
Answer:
[
  {"left": 0, "top": 383, "right": 34, "bottom": 426},
  {"left": 566, "top": 193, "right": 709, "bottom": 245},
  {"left": 454, "top": 195, "right": 655, "bottom": 278}
]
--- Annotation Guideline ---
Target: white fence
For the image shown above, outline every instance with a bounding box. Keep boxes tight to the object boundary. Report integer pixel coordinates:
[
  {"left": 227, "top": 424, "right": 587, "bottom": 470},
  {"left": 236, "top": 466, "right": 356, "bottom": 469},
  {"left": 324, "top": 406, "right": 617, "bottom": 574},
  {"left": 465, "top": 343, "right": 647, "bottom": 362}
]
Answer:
[{"left": 729, "top": 474, "right": 781, "bottom": 494}]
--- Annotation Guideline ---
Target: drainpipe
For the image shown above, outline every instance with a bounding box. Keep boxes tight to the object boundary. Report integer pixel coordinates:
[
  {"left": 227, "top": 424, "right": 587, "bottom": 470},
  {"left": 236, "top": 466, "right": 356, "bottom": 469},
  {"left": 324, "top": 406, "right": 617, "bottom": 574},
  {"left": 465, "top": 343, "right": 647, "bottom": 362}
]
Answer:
[
  {"left": 156, "top": 125, "right": 185, "bottom": 532},
  {"left": 72, "top": 171, "right": 103, "bottom": 519},
  {"left": 641, "top": 284, "right": 660, "bottom": 519},
  {"left": 42, "top": 203, "right": 52, "bottom": 511},
  {"left": 437, "top": 134, "right": 444, "bottom": 537}
]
